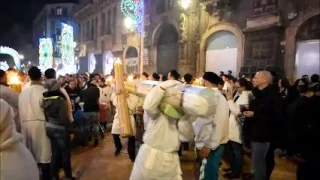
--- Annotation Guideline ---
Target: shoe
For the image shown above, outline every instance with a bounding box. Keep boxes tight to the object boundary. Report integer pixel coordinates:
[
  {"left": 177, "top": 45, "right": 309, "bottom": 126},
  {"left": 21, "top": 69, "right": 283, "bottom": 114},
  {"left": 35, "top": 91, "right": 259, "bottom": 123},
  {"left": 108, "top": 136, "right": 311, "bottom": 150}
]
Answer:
[
  {"left": 93, "top": 139, "right": 98, "bottom": 146},
  {"left": 225, "top": 173, "right": 241, "bottom": 179},
  {"left": 130, "top": 158, "right": 135, "bottom": 163}
]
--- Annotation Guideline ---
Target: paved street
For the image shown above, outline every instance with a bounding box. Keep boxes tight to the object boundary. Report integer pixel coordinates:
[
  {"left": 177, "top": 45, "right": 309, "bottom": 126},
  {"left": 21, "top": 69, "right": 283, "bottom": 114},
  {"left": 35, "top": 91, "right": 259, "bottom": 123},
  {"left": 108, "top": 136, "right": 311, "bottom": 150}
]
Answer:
[{"left": 67, "top": 133, "right": 297, "bottom": 180}]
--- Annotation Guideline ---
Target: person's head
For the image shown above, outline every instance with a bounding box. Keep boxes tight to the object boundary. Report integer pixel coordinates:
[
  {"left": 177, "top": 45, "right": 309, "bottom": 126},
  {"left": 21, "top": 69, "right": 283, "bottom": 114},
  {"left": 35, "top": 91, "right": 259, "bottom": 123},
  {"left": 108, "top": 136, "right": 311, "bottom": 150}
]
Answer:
[
  {"left": 0, "top": 69, "right": 7, "bottom": 84},
  {"left": 87, "top": 80, "right": 97, "bottom": 88},
  {"left": 44, "top": 68, "right": 56, "bottom": 79},
  {"left": 202, "top": 72, "right": 221, "bottom": 88},
  {"left": 168, "top": 70, "right": 180, "bottom": 80},
  {"left": 161, "top": 75, "right": 168, "bottom": 81},
  {"left": 28, "top": 66, "right": 42, "bottom": 81},
  {"left": 302, "top": 75, "right": 309, "bottom": 82},
  {"left": 235, "top": 78, "right": 252, "bottom": 93},
  {"left": 68, "top": 79, "right": 77, "bottom": 89},
  {"left": 278, "top": 78, "right": 290, "bottom": 89},
  {"left": 218, "top": 80, "right": 224, "bottom": 90},
  {"left": 94, "top": 74, "right": 101, "bottom": 81},
  {"left": 59, "top": 76, "right": 65, "bottom": 84},
  {"left": 44, "top": 79, "right": 61, "bottom": 91},
  {"left": 222, "top": 75, "right": 230, "bottom": 82},
  {"left": 295, "top": 78, "right": 309, "bottom": 94},
  {"left": 99, "top": 78, "right": 106, "bottom": 87},
  {"left": 141, "top": 72, "right": 149, "bottom": 80},
  {"left": 149, "top": 73, "right": 160, "bottom": 81},
  {"left": 310, "top": 74, "right": 319, "bottom": 83},
  {"left": 184, "top": 73, "right": 193, "bottom": 84},
  {"left": 228, "top": 70, "right": 232, "bottom": 75},
  {"left": 252, "top": 71, "right": 272, "bottom": 89}
]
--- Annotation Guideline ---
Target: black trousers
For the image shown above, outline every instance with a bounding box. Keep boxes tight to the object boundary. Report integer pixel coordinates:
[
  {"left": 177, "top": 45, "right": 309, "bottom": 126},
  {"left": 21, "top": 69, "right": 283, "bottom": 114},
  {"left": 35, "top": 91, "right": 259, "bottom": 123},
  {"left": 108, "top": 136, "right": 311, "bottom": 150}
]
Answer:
[
  {"left": 112, "top": 134, "right": 136, "bottom": 161},
  {"left": 39, "top": 163, "right": 51, "bottom": 180},
  {"left": 47, "top": 127, "right": 73, "bottom": 179}
]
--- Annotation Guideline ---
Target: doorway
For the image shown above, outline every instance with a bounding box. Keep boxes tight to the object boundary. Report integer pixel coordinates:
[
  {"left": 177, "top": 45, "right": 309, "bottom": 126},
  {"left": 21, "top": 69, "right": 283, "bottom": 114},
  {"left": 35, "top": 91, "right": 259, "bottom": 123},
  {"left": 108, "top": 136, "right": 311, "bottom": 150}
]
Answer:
[
  {"left": 295, "top": 40, "right": 320, "bottom": 78},
  {"left": 156, "top": 24, "right": 179, "bottom": 74},
  {"left": 205, "top": 31, "right": 237, "bottom": 75}
]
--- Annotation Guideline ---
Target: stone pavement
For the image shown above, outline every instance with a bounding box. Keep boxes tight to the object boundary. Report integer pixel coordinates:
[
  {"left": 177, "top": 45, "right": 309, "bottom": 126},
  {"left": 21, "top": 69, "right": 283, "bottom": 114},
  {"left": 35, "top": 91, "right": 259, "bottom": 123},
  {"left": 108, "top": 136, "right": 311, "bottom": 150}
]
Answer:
[{"left": 67, "top": 133, "right": 297, "bottom": 180}]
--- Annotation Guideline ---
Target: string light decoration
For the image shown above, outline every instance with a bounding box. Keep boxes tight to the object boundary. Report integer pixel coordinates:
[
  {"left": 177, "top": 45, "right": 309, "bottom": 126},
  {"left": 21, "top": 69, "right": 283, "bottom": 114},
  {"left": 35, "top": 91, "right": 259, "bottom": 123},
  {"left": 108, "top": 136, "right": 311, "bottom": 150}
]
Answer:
[
  {"left": 39, "top": 38, "right": 53, "bottom": 71},
  {"left": 0, "top": 46, "right": 22, "bottom": 69},
  {"left": 61, "top": 23, "right": 75, "bottom": 65},
  {"left": 121, "top": 0, "right": 144, "bottom": 32}
]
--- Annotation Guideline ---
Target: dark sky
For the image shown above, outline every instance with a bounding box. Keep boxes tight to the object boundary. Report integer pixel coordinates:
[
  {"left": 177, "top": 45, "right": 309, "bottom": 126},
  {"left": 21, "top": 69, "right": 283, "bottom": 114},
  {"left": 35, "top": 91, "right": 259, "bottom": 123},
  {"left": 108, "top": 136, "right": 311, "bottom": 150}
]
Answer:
[{"left": 0, "top": 0, "right": 77, "bottom": 47}]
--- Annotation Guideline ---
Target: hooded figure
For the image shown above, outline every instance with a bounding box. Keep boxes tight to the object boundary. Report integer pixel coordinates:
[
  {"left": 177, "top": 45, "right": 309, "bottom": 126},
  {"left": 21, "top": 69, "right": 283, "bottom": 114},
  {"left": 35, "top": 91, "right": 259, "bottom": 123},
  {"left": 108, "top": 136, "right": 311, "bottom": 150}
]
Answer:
[
  {"left": 0, "top": 99, "right": 39, "bottom": 180},
  {"left": 130, "top": 80, "right": 194, "bottom": 180}
]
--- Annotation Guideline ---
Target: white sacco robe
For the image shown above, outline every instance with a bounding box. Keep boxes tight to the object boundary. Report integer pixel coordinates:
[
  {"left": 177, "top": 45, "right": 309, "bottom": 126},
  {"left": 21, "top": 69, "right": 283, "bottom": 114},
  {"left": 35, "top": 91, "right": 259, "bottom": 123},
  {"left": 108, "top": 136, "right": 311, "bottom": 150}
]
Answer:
[
  {"left": 0, "top": 85, "right": 21, "bottom": 132},
  {"left": 111, "top": 93, "right": 139, "bottom": 135},
  {"left": 0, "top": 99, "right": 39, "bottom": 180},
  {"left": 130, "top": 80, "right": 194, "bottom": 180},
  {"left": 18, "top": 84, "right": 51, "bottom": 164}
]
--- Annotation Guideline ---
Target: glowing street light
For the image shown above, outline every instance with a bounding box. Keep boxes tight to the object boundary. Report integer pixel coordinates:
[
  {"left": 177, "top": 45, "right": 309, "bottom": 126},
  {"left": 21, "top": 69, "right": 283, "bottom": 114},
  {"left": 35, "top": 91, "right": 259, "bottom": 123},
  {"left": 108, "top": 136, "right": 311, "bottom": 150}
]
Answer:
[
  {"left": 124, "top": 17, "right": 133, "bottom": 29},
  {"left": 179, "top": 0, "right": 191, "bottom": 9},
  {"left": 19, "top": 54, "right": 24, "bottom": 59}
]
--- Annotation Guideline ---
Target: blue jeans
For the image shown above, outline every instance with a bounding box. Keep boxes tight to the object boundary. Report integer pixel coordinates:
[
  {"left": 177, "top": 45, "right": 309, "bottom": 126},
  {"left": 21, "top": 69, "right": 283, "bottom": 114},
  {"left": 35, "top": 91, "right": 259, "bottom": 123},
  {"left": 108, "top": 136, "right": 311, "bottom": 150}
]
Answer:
[
  {"left": 196, "top": 145, "right": 225, "bottom": 180},
  {"left": 251, "top": 142, "right": 275, "bottom": 180},
  {"left": 225, "top": 141, "right": 244, "bottom": 175},
  {"left": 46, "top": 127, "right": 72, "bottom": 179}
]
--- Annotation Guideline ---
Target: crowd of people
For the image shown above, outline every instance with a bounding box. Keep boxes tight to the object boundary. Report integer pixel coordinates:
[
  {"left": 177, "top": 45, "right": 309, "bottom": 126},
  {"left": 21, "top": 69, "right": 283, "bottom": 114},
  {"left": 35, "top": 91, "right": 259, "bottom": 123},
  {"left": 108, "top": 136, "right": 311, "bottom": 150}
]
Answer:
[{"left": 0, "top": 66, "right": 319, "bottom": 180}]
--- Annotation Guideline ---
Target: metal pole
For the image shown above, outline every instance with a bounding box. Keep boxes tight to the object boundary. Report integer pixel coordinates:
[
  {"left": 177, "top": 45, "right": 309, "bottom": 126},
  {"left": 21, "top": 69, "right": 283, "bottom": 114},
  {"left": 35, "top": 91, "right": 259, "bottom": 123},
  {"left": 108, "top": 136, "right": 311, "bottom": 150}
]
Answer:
[{"left": 139, "top": 1, "right": 144, "bottom": 75}]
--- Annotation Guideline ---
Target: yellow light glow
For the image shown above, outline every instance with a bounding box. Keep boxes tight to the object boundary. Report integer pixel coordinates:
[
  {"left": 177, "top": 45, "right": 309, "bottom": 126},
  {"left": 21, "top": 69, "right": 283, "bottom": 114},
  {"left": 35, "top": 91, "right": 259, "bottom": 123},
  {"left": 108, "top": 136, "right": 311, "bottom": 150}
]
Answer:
[
  {"left": 180, "top": 0, "right": 191, "bottom": 9},
  {"left": 124, "top": 17, "right": 133, "bottom": 29},
  {"left": 127, "top": 74, "right": 133, "bottom": 81},
  {"left": 7, "top": 72, "right": 21, "bottom": 85}
]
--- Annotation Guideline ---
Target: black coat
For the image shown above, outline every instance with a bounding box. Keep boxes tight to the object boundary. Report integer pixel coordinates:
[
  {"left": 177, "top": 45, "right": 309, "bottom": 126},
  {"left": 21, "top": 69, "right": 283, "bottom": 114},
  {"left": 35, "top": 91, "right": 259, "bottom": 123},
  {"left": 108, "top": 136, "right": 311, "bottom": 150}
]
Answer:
[{"left": 247, "top": 86, "right": 284, "bottom": 143}]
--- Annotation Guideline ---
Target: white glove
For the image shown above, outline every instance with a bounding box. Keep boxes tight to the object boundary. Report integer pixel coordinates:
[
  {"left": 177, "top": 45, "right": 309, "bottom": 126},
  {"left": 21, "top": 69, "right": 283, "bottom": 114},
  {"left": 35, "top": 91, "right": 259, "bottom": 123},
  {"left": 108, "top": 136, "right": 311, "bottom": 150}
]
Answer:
[{"left": 159, "top": 80, "right": 181, "bottom": 90}]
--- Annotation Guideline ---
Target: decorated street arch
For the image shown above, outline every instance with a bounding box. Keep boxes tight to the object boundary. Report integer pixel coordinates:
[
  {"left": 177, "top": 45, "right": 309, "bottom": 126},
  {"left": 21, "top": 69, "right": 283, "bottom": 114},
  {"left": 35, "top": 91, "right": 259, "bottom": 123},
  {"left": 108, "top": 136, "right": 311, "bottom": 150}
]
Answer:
[{"left": 0, "top": 46, "right": 21, "bottom": 69}]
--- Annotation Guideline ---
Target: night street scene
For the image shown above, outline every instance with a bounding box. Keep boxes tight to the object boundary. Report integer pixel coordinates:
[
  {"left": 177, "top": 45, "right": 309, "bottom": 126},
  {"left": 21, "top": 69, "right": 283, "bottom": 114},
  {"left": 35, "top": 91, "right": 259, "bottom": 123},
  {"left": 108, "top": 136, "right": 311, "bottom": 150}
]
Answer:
[{"left": 0, "top": 0, "right": 319, "bottom": 180}]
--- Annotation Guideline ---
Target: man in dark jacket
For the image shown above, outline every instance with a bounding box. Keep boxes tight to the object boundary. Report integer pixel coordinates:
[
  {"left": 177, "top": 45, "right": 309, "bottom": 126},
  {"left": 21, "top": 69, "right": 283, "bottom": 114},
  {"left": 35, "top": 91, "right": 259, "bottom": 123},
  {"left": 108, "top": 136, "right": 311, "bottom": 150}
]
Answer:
[
  {"left": 81, "top": 80, "right": 100, "bottom": 146},
  {"left": 244, "top": 71, "right": 284, "bottom": 180},
  {"left": 42, "top": 79, "right": 74, "bottom": 180}
]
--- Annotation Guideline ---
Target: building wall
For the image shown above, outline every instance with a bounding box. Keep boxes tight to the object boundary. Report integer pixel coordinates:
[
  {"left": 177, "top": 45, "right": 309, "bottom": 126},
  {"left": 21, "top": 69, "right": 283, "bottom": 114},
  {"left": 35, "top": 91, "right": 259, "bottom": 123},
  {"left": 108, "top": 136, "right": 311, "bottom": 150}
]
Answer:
[
  {"left": 74, "top": 0, "right": 320, "bottom": 77},
  {"left": 33, "top": 3, "right": 77, "bottom": 63}
]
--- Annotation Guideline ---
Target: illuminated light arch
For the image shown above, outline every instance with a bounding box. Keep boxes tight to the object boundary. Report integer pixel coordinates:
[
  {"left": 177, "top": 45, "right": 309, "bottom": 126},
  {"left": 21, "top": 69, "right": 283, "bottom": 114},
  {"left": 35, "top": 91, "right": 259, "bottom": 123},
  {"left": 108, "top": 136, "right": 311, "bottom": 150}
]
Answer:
[{"left": 0, "top": 46, "right": 22, "bottom": 69}]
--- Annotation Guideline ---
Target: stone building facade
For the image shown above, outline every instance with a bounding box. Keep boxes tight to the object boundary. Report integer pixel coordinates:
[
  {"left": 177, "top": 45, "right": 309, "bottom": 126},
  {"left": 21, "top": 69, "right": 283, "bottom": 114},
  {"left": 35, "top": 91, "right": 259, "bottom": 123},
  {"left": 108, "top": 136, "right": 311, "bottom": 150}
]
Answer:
[{"left": 75, "top": 0, "right": 320, "bottom": 79}]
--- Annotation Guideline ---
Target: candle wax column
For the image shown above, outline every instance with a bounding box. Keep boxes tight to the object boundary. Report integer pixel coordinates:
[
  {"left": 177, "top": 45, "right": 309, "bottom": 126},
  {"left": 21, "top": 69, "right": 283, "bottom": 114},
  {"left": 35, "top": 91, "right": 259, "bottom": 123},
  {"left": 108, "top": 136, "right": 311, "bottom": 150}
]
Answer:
[{"left": 114, "top": 58, "right": 133, "bottom": 137}]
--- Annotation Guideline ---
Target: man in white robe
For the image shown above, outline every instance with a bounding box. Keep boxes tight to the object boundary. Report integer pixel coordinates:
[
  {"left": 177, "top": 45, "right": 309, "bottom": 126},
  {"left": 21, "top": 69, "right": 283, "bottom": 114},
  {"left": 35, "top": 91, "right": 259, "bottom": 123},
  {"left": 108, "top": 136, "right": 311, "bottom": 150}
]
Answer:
[
  {"left": 130, "top": 79, "right": 194, "bottom": 180},
  {"left": 0, "top": 70, "right": 21, "bottom": 132},
  {"left": 19, "top": 67, "right": 51, "bottom": 180},
  {"left": 193, "top": 72, "right": 229, "bottom": 180},
  {"left": 111, "top": 91, "right": 139, "bottom": 162}
]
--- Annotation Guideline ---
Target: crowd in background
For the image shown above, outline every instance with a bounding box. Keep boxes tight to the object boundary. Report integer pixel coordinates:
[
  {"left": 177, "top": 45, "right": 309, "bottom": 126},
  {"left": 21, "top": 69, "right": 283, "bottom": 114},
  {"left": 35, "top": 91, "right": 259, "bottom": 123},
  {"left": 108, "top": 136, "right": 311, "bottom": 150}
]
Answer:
[{"left": 1, "top": 66, "right": 320, "bottom": 180}]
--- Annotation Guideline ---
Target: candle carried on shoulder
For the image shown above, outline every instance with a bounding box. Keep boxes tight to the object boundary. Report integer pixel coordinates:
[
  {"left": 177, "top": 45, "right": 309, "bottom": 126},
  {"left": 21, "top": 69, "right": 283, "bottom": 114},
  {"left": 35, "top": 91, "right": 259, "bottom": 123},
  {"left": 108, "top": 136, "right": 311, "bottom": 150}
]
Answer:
[{"left": 125, "top": 80, "right": 218, "bottom": 118}]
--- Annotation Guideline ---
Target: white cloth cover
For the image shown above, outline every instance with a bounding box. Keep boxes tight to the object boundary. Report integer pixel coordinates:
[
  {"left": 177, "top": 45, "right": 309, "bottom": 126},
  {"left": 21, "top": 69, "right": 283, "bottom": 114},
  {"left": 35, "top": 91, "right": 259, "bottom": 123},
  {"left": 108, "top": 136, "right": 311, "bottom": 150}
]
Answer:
[
  {"left": 0, "top": 99, "right": 39, "bottom": 180},
  {"left": 134, "top": 80, "right": 217, "bottom": 117},
  {"left": 19, "top": 84, "right": 51, "bottom": 163}
]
